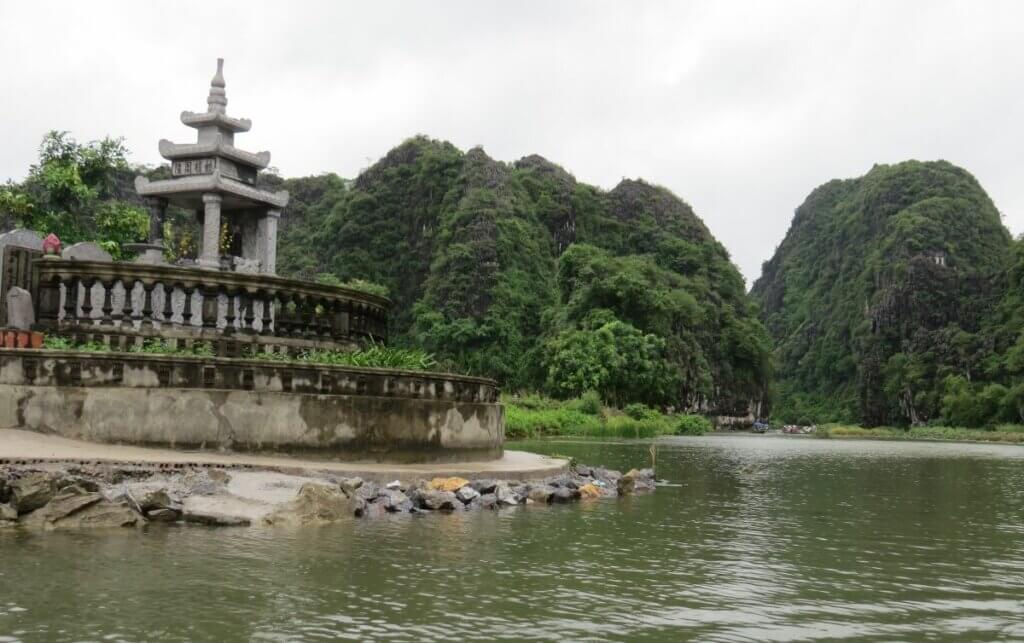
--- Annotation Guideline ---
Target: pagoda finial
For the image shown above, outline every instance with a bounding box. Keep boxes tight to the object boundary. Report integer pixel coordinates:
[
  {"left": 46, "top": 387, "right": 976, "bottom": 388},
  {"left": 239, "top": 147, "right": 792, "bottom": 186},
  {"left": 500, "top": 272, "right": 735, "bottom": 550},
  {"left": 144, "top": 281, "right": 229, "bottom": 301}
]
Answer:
[{"left": 207, "top": 58, "right": 227, "bottom": 114}]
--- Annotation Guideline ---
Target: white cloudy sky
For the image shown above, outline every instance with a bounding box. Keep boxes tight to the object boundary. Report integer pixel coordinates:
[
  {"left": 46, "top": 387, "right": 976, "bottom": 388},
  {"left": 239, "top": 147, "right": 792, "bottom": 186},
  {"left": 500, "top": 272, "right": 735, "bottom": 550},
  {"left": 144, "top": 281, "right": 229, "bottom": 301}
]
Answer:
[{"left": 2, "top": 1, "right": 1022, "bottom": 284}]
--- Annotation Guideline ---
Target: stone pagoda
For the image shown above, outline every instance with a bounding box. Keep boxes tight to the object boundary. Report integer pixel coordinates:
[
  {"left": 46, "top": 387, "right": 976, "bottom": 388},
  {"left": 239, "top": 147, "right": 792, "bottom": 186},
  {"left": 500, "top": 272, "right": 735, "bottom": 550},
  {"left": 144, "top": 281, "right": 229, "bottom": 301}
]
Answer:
[{"left": 135, "top": 58, "right": 288, "bottom": 274}]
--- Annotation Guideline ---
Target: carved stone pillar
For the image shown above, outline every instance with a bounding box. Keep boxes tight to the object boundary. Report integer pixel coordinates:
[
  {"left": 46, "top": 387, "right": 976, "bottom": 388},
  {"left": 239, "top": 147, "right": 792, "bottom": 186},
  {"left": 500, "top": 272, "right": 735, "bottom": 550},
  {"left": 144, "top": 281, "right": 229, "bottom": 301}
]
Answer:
[
  {"left": 258, "top": 208, "right": 280, "bottom": 275},
  {"left": 146, "top": 197, "right": 168, "bottom": 244},
  {"left": 199, "top": 193, "right": 222, "bottom": 270}
]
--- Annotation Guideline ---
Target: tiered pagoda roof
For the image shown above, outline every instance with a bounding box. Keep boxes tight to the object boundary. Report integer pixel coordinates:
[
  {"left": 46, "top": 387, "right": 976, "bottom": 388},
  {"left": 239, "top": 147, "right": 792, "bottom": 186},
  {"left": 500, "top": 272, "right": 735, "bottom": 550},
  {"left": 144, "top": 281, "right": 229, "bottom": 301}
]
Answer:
[{"left": 135, "top": 59, "right": 288, "bottom": 210}]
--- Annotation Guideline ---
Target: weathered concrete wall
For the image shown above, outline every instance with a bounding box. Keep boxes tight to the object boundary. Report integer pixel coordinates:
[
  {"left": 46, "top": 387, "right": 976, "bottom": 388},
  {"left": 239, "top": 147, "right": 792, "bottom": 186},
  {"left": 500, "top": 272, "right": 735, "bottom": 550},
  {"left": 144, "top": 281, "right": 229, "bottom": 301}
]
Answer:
[{"left": 0, "top": 350, "right": 504, "bottom": 463}]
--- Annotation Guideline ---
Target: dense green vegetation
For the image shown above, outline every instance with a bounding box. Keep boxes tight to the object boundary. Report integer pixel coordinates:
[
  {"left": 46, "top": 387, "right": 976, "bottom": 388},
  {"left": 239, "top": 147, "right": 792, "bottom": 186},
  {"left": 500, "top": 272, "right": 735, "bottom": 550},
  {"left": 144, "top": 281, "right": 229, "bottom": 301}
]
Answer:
[
  {"left": 275, "top": 137, "right": 771, "bottom": 413},
  {"left": 751, "top": 160, "right": 1018, "bottom": 427},
  {"left": 42, "top": 336, "right": 442, "bottom": 371},
  {"left": 503, "top": 393, "right": 711, "bottom": 439},
  {"left": 0, "top": 131, "right": 150, "bottom": 258},
  {"left": 815, "top": 423, "right": 1024, "bottom": 444}
]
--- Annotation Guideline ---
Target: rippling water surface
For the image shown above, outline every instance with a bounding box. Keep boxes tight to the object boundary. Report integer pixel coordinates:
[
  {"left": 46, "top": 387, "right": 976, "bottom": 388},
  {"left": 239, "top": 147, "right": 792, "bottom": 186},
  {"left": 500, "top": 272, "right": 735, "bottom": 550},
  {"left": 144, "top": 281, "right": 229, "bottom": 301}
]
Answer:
[{"left": 2, "top": 435, "right": 1024, "bottom": 641}]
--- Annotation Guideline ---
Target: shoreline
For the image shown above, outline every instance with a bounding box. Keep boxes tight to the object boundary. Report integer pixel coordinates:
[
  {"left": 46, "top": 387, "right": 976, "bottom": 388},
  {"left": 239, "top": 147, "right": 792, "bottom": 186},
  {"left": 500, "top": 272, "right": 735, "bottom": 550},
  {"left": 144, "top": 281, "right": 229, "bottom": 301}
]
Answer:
[
  {"left": 0, "top": 461, "right": 656, "bottom": 531},
  {"left": 0, "top": 429, "right": 656, "bottom": 531}
]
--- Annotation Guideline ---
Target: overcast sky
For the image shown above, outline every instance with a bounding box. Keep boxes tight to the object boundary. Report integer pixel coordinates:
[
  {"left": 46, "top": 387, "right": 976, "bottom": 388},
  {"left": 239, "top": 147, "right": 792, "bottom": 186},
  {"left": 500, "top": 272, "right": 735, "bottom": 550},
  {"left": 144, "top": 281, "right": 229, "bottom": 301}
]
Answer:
[{"left": 2, "top": 1, "right": 1022, "bottom": 284}]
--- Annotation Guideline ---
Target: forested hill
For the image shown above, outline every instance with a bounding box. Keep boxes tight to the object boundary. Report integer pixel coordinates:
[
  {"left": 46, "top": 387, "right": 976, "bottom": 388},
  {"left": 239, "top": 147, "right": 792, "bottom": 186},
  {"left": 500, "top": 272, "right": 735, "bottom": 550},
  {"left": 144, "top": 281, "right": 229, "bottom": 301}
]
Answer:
[
  {"left": 751, "top": 160, "right": 1016, "bottom": 426},
  {"left": 273, "top": 136, "right": 771, "bottom": 413}
]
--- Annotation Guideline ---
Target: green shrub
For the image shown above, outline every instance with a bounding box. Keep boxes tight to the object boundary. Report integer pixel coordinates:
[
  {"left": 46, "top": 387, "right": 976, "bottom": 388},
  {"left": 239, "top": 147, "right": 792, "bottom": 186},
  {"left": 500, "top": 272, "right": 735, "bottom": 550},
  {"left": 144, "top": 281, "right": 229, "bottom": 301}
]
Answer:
[
  {"left": 604, "top": 415, "right": 671, "bottom": 438},
  {"left": 578, "top": 390, "right": 603, "bottom": 415},
  {"left": 504, "top": 404, "right": 603, "bottom": 439},
  {"left": 298, "top": 344, "right": 437, "bottom": 370},
  {"left": 675, "top": 414, "right": 713, "bottom": 435},
  {"left": 623, "top": 403, "right": 660, "bottom": 421},
  {"left": 42, "top": 336, "right": 74, "bottom": 350}
]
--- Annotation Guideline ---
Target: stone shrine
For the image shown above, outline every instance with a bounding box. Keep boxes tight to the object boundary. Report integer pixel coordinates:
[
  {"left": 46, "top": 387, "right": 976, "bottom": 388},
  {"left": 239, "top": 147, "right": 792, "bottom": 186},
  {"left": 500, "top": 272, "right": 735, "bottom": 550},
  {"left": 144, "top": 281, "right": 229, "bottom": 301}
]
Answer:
[
  {"left": 135, "top": 59, "right": 288, "bottom": 274},
  {"left": 0, "top": 59, "right": 504, "bottom": 463}
]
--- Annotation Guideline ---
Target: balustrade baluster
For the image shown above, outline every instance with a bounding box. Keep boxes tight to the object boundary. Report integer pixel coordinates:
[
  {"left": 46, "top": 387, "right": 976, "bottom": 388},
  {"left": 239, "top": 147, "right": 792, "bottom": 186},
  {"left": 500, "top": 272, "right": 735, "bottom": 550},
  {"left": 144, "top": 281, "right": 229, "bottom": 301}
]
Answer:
[
  {"left": 277, "top": 295, "right": 294, "bottom": 337},
  {"left": 141, "top": 282, "right": 155, "bottom": 329},
  {"left": 304, "top": 297, "right": 318, "bottom": 339},
  {"left": 110, "top": 279, "right": 125, "bottom": 327},
  {"left": 131, "top": 280, "right": 144, "bottom": 327},
  {"left": 36, "top": 275, "right": 62, "bottom": 327},
  {"left": 63, "top": 277, "right": 79, "bottom": 325},
  {"left": 242, "top": 292, "right": 256, "bottom": 333},
  {"left": 83, "top": 278, "right": 96, "bottom": 324},
  {"left": 162, "top": 283, "right": 175, "bottom": 326},
  {"left": 224, "top": 289, "right": 236, "bottom": 335},
  {"left": 261, "top": 292, "right": 274, "bottom": 335},
  {"left": 317, "top": 297, "right": 332, "bottom": 338},
  {"left": 182, "top": 286, "right": 195, "bottom": 326},
  {"left": 330, "top": 299, "right": 347, "bottom": 340},
  {"left": 200, "top": 285, "right": 218, "bottom": 330}
]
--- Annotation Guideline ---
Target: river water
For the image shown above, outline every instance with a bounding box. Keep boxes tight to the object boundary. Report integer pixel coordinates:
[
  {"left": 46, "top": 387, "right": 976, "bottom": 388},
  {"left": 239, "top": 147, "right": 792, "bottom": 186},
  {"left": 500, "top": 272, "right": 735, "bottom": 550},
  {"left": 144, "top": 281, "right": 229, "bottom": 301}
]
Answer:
[{"left": 2, "top": 435, "right": 1023, "bottom": 641}]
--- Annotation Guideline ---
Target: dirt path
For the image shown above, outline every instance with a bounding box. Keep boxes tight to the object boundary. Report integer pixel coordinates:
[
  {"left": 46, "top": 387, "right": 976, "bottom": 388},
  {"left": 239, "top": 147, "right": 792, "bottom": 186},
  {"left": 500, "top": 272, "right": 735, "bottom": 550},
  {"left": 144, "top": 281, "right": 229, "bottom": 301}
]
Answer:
[{"left": 0, "top": 429, "right": 568, "bottom": 481}]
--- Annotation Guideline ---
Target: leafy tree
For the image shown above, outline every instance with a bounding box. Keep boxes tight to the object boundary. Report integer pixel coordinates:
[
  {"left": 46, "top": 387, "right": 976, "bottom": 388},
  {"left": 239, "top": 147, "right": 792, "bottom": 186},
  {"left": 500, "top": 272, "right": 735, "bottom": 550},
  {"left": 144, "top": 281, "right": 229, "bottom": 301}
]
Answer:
[{"left": 3, "top": 131, "right": 149, "bottom": 257}]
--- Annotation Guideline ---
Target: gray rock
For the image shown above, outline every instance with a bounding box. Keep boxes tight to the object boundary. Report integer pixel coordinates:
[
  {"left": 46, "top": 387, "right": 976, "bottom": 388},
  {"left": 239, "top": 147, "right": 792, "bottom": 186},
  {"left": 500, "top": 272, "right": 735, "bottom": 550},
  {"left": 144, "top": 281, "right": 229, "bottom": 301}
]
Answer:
[
  {"left": 0, "top": 503, "right": 17, "bottom": 521},
  {"left": 11, "top": 472, "right": 59, "bottom": 513},
  {"left": 479, "top": 493, "right": 498, "bottom": 509},
  {"left": 61, "top": 241, "right": 113, "bottom": 262},
  {"left": 576, "top": 465, "right": 593, "bottom": 477},
  {"left": 469, "top": 479, "right": 498, "bottom": 494},
  {"left": 352, "top": 497, "right": 368, "bottom": 517},
  {"left": 26, "top": 494, "right": 144, "bottom": 530},
  {"left": 632, "top": 468, "right": 656, "bottom": 491},
  {"left": 593, "top": 467, "right": 622, "bottom": 482},
  {"left": 546, "top": 474, "right": 579, "bottom": 489},
  {"left": 136, "top": 488, "right": 183, "bottom": 513},
  {"left": 30, "top": 486, "right": 102, "bottom": 524},
  {"left": 551, "top": 487, "right": 580, "bottom": 503},
  {"left": 617, "top": 471, "right": 636, "bottom": 496},
  {"left": 0, "top": 476, "right": 9, "bottom": 504},
  {"left": 61, "top": 476, "right": 100, "bottom": 493},
  {"left": 6, "top": 287, "right": 34, "bottom": 330},
  {"left": 421, "top": 489, "right": 458, "bottom": 511},
  {"left": 379, "top": 488, "right": 413, "bottom": 512},
  {"left": 183, "top": 510, "right": 250, "bottom": 527},
  {"left": 339, "top": 477, "right": 364, "bottom": 496},
  {"left": 355, "top": 481, "right": 380, "bottom": 502},
  {"left": 146, "top": 508, "right": 181, "bottom": 522},
  {"left": 495, "top": 484, "right": 519, "bottom": 506},
  {"left": 527, "top": 484, "right": 555, "bottom": 504},
  {"left": 264, "top": 483, "right": 350, "bottom": 526},
  {"left": 455, "top": 486, "right": 480, "bottom": 504},
  {"left": 182, "top": 471, "right": 227, "bottom": 496},
  {"left": 362, "top": 500, "right": 387, "bottom": 518}
]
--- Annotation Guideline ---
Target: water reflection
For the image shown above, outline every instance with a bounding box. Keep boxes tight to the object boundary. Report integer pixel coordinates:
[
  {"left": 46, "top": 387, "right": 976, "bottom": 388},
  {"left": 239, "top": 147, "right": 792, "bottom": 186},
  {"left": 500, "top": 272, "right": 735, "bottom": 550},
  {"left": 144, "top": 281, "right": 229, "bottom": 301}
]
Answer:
[{"left": 1, "top": 435, "right": 1022, "bottom": 641}]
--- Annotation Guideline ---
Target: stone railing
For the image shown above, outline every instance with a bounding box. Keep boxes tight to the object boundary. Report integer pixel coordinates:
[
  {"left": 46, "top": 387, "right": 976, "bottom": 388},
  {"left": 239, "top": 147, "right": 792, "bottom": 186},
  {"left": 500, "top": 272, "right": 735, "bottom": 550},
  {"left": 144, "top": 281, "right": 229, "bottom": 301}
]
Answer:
[
  {"left": 31, "top": 259, "right": 389, "bottom": 351},
  {"left": 0, "top": 349, "right": 499, "bottom": 403}
]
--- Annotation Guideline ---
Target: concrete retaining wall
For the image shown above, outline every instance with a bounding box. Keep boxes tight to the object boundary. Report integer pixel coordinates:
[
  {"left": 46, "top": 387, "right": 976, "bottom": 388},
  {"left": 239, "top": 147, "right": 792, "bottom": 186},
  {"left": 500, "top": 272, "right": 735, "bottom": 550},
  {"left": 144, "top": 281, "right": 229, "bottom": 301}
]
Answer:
[{"left": 0, "top": 350, "right": 504, "bottom": 463}]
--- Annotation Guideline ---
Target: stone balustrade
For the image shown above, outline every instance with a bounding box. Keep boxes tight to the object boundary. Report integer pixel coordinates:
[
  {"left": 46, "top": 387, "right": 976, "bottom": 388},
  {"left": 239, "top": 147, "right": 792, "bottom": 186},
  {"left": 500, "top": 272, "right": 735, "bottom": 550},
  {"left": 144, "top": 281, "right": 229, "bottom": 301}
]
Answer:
[
  {"left": 32, "top": 259, "right": 389, "bottom": 350},
  {"left": 0, "top": 349, "right": 498, "bottom": 403},
  {"left": 0, "top": 349, "right": 503, "bottom": 462}
]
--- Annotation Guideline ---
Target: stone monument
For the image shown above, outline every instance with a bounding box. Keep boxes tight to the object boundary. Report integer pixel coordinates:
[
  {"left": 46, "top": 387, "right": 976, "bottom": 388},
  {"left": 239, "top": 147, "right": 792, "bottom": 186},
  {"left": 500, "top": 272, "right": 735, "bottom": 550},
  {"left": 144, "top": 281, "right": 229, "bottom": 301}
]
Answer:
[{"left": 135, "top": 58, "right": 288, "bottom": 274}]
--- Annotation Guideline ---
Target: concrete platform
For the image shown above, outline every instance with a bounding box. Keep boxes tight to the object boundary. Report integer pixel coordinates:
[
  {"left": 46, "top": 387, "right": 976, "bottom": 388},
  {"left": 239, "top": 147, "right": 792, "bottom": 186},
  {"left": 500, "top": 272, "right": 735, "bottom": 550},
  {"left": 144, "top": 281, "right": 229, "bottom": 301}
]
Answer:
[{"left": 0, "top": 429, "right": 568, "bottom": 481}]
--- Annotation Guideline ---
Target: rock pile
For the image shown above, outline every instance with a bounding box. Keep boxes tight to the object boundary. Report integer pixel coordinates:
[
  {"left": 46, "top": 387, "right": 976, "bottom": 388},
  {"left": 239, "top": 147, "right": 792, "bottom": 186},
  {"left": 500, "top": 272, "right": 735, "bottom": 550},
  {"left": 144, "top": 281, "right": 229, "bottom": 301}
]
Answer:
[
  {"left": 338, "top": 466, "right": 656, "bottom": 517},
  {"left": 0, "top": 463, "right": 657, "bottom": 531}
]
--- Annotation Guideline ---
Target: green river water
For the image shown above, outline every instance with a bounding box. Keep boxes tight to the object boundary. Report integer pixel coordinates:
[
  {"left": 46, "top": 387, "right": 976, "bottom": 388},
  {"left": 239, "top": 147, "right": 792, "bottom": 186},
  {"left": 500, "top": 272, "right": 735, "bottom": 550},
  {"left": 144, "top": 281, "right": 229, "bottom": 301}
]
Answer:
[{"left": 1, "top": 434, "right": 1023, "bottom": 641}]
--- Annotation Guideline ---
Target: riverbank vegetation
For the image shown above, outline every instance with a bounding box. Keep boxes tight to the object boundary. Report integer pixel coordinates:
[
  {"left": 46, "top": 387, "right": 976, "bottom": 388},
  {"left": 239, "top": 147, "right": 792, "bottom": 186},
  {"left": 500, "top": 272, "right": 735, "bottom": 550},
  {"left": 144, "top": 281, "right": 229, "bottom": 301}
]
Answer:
[
  {"left": 815, "top": 423, "right": 1024, "bottom": 444},
  {"left": 504, "top": 393, "right": 713, "bottom": 439}
]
